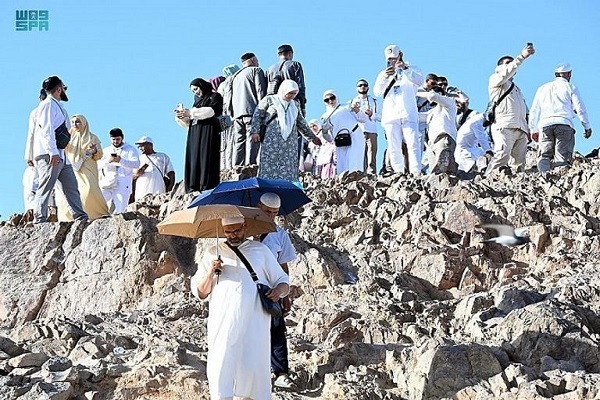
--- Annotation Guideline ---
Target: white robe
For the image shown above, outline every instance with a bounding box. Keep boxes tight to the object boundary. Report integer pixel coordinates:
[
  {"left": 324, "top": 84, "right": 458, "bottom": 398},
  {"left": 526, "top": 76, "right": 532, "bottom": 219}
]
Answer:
[
  {"left": 455, "top": 111, "right": 491, "bottom": 172},
  {"left": 191, "top": 240, "right": 289, "bottom": 400},
  {"left": 321, "top": 105, "right": 367, "bottom": 174}
]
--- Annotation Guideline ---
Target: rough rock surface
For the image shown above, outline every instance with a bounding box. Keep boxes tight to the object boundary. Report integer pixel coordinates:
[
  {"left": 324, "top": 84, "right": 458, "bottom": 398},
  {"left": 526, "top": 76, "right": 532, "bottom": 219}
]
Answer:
[{"left": 1, "top": 155, "right": 600, "bottom": 399}]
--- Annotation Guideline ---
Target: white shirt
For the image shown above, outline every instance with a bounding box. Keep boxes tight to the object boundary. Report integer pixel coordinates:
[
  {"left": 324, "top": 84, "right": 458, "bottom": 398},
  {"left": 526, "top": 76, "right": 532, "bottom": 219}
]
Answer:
[
  {"left": 488, "top": 56, "right": 529, "bottom": 132},
  {"left": 349, "top": 95, "right": 381, "bottom": 133},
  {"left": 420, "top": 92, "right": 458, "bottom": 142},
  {"left": 528, "top": 77, "right": 590, "bottom": 132},
  {"left": 25, "top": 108, "right": 38, "bottom": 161},
  {"left": 99, "top": 142, "right": 140, "bottom": 180},
  {"left": 32, "top": 97, "right": 70, "bottom": 159},
  {"left": 373, "top": 66, "right": 424, "bottom": 124},
  {"left": 134, "top": 152, "right": 174, "bottom": 201},
  {"left": 260, "top": 226, "right": 297, "bottom": 265}
]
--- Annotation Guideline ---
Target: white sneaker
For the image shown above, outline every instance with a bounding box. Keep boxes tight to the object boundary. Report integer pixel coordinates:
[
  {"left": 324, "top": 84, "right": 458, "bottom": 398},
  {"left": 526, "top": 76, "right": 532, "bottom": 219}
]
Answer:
[{"left": 274, "top": 374, "right": 296, "bottom": 389}]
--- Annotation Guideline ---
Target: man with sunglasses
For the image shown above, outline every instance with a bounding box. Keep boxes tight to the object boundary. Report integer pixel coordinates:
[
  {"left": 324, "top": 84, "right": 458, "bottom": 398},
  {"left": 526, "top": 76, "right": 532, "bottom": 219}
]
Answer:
[
  {"left": 31, "top": 76, "right": 87, "bottom": 223},
  {"left": 349, "top": 79, "right": 381, "bottom": 174},
  {"left": 374, "top": 45, "right": 424, "bottom": 175}
]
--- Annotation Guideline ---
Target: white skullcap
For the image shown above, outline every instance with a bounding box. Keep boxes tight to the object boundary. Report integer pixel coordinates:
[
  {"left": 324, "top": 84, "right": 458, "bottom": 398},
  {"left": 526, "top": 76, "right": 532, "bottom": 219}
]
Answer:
[
  {"left": 384, "top": 45, "right": 400, "bottom": 59},
  {"left": 221, "top": 216, "right": 245, "bottom": 226},
  {"left": 260, "top": 192, "right": 281, "bottom": 208},
  {"left": 555, "top": 63, "right": 572, "bottom": 73},
  {"left": 322, "top": 89, "right": 336, "bottom": 99}
]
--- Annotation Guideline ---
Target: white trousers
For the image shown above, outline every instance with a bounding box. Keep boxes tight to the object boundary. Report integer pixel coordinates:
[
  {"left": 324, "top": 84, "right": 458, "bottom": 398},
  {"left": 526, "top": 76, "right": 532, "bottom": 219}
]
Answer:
[
  {"left": 382, "top": 119, "right": 421, "bottom": 174},
  {"left": 101, "top": 178, "right": 132, "bottom": 214}
]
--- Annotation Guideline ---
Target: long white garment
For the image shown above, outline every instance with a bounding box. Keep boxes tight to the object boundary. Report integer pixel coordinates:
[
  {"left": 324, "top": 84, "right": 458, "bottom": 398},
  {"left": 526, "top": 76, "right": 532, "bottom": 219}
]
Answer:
[
  {"left": 134, "top": 152, "right": 174, "bottom": 201},
  {"left": 22, "top": 166, "right": 38, "bottom": 210},
  {"left": 321, "top": 106, "right": 367, "bottom": 173},
  {"left": 24, "top": 108, "right": 38, "bottom": 161},
  {"left": 191, "top": 240, "right": 289, "bottom": 400},
  {"left": 33, "top": 97, "right": 70, "bottom": 160},
  {"left": 455, "top": 111, "right": 491, "bottom": 172},
  {"left": 528, "top": 77, "right": 590, "bottom": 132}
]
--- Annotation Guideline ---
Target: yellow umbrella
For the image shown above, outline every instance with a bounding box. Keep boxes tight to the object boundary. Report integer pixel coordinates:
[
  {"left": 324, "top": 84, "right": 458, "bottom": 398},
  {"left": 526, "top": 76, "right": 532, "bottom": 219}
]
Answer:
[{"left": 157, "top": 204, "right": 276, "bottom": 238}]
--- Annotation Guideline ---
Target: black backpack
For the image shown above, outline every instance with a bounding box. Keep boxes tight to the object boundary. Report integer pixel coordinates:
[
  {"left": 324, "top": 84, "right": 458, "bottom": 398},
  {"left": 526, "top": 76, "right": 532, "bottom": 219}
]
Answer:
[{"left": 268, "top": 60, "right": 288, "bottom": 95}]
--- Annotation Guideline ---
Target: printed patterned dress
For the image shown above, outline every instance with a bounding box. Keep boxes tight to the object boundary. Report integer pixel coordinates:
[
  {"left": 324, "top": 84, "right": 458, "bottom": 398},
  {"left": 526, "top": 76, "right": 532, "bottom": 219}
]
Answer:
[{"left": 250, "top": 95, "right": 315, "bottom": 182}]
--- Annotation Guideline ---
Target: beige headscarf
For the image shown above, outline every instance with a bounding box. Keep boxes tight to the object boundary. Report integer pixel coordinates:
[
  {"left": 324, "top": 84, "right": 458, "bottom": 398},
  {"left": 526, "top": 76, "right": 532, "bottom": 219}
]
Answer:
[
  {"left": 273, "top": 79, "right": 299, "bottom": 140},
  {"left": 66, "top": 114, "right": 96, "bottom": 169}
]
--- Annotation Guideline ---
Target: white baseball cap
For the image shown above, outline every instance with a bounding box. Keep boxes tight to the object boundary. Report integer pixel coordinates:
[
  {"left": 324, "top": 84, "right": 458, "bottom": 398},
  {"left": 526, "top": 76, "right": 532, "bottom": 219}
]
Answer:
[
  {"left": 555, "top": 63, "right": 572, "bottom": 73},
  {"left": 135, "top": 136, "right": 153, "bottom": 144},
  {"left": 384, "top": 45, "right": 400, "bottom": 59}
]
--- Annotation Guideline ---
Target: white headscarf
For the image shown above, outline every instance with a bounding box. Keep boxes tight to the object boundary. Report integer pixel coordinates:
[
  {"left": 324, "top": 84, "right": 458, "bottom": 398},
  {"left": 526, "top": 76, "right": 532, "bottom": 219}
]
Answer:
[{"left": 273, "top": 79, "right": 299, "bottom": 140}]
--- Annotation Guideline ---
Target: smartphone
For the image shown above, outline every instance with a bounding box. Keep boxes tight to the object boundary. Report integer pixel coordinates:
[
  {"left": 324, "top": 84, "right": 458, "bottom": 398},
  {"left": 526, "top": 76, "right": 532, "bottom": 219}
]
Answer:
[
  {"left": 111, "top": 153, "right": 118, "bottom": 157},
  {"left": 527, "top": 42, "right": 533, "bottom": 47},
  {"left": 386, "top": 59, "right": 395, "bottom": 68},
  {"left": 177, "top": 103, "right": 184, "bottom": 111}
]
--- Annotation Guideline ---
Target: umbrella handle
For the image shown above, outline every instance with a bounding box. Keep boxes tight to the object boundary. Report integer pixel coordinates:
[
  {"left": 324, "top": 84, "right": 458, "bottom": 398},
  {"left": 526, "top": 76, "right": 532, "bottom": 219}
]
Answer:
[{"left": 215, "top": 255, "right": 223, "bottom": 276}]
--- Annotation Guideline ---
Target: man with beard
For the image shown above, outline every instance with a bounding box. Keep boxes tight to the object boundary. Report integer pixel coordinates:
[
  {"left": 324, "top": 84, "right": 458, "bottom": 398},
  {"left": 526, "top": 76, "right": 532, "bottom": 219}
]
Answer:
[
  {"left": 191, "top": 216, "right": 289, "bottom": 400},
  {"left": 99, "top": 128, "right": 140, "bottom": 213},
  {"left": 454, "top": 92, "right": 492, "bottom": 178},
  {"left": 349, "top": 79, "right": 381, "bottom": 174},
  {"left": 32, "top": 76, "right": 88, "bottom": 223}
]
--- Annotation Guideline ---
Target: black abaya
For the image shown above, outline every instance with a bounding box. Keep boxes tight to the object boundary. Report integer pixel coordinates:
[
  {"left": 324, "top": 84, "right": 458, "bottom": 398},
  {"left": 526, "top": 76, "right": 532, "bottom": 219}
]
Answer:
[{"left": 185, "top": 91, "right": 223, "bottom": 193}]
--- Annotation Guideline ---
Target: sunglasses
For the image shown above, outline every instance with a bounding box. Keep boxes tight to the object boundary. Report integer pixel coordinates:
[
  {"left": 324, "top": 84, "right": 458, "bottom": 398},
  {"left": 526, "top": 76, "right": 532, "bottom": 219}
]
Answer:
[
  {"left": 357, "top": 84, "right": 368, "bottom": 88},
  {"left": 323, "top": 96, "right": 336, "bottom": 103}
]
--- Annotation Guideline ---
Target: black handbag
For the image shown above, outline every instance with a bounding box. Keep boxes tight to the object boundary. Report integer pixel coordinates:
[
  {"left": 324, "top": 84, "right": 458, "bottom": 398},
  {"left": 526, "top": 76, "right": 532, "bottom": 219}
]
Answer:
[
  {"left": 225, "top": 242, "right": 283, "bottom": 318},
  {"left": 54, "top": 122, "right": 71, "bottom": 149},
  {"left": 482, "top": 82, "right": 515, "bottom": 127},
  {"left": 334, "top": 124, "right": 359, "bottom": 147}
]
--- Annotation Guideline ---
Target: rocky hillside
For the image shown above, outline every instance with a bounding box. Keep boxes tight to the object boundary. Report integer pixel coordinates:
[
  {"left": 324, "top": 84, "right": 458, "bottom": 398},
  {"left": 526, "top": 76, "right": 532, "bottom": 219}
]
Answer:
[{"left": 1, "top": 152, "right": 600, "bottom": 400}]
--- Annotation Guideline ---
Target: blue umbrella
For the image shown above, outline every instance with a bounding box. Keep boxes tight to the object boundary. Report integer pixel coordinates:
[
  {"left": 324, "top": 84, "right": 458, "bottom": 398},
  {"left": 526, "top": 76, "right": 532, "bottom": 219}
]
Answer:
[{"left": 188, "top": 177, "right": 311, "bottom": 216}]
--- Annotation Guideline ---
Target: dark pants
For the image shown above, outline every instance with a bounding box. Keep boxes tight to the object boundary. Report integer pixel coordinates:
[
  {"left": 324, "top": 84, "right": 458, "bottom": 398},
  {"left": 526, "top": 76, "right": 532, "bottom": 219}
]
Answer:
[{"left": 270, "top": 315, "right": 288, "bottom": 375}]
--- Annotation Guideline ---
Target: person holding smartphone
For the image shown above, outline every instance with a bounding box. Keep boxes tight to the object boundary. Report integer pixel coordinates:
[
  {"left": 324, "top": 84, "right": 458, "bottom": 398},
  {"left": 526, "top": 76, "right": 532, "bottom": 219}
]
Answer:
[
  {"left": 98, "top": 128, "right": 140, "bottom": 213},
  {"left": 373, "top": 44, "right": 424, "bottom": 176}
]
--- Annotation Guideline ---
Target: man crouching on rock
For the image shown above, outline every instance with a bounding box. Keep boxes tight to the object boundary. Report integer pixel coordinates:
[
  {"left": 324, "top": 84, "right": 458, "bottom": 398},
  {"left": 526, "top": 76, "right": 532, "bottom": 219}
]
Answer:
[{"left": 191, "top": 216, "right": 289, "bottom": 400}]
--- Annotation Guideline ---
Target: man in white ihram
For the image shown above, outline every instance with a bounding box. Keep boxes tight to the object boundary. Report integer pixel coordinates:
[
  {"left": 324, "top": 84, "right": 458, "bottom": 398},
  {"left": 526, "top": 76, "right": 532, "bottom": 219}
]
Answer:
[
  {"left": 191, "top": 216, "right": 289, "bottom": 400},
  {"left": 133, "top": 136, "right": 175, "bottom": 201},
  {"left": 373, "top": 44, "right": 424, "bottom": 175}
]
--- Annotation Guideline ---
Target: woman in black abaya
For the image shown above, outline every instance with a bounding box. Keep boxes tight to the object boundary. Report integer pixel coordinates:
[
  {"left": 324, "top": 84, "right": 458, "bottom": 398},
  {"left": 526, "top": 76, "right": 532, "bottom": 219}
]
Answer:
[{"left": 175, "top": 78, "right": 223, "bottom": 193}]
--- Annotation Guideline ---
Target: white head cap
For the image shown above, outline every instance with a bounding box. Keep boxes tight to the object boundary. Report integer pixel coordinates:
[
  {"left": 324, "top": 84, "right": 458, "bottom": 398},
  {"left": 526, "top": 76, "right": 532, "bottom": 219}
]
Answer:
[
  {"left": 135, "top": 135, "right": 153, "bottom": 144},
  {"left": 384, "top": 45, "right": 400, "bottom": 59},
  {"left": 221, "top": 216, "right": 245, "bottom": 226},
  {"left": 555, "top": 63, "right": 572, "bottom": 73},
  {"left": 260, "top": 193, "right": 281, "bottom": 209}
]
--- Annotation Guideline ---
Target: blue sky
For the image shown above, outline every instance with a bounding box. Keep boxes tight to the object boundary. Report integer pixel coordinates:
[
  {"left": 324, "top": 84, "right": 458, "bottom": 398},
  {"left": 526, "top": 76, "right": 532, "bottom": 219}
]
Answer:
[{"left": 0, "top": 0, "right": 598, "bottom": 219}]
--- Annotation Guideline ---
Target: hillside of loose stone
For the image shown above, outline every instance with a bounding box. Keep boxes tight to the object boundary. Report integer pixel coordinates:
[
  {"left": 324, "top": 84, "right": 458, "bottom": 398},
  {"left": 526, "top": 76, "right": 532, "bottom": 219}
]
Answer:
[{"left": 1, "top": 152, "right": 600, "bottom": 399}]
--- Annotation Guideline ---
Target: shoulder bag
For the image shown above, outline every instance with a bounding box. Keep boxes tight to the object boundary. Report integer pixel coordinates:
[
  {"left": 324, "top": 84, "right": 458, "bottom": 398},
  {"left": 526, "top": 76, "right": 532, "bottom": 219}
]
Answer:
[
  {"left": 334, "top": 124, "right": 359, "bottom": 147},
  {"left": 482, "top": 82, "right": 515, "bottom": 127},
  {"left": 258, "top": 111, "right": 277, "bottom": 142},
  {"left": 225, "top": 242, "right": 283, "bottom": 318},
  {"left": 145, "top": 154, "right": 171, "bottom": 191}
]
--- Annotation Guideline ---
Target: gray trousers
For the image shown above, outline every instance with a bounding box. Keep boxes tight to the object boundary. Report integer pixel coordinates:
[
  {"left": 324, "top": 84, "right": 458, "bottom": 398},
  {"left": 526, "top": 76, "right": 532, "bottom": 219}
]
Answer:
[
  {"left": 220, "top": 125, "right": 234, "bottom": 170},
  {"left": 233, "top": 116, "right": 260, "bottom": 166},
  {"left": 34, "top": 155, "right": 88, "bottom": 223},
  {"left": 537, "top": 124, "right": 575, "bottom": 173},
  {"left": 364, "top": 132, "right": 378, "bottom": 174}
]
